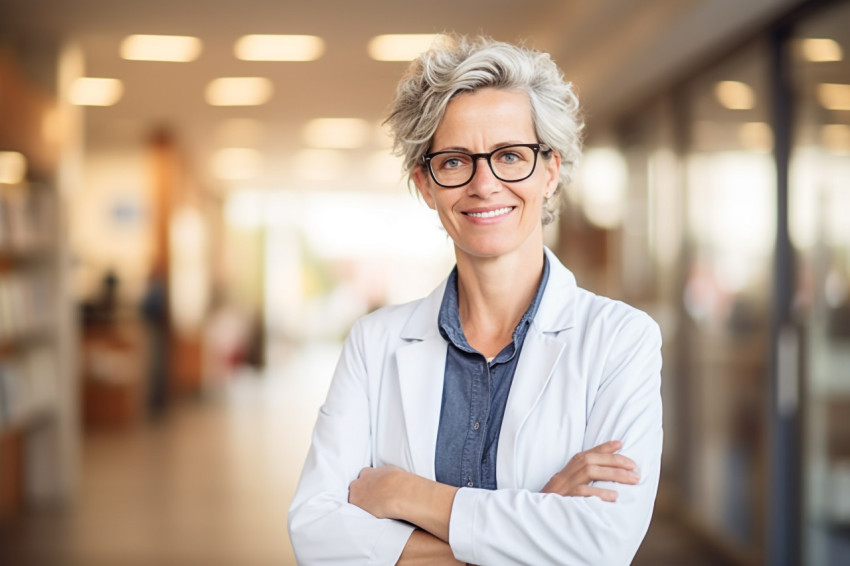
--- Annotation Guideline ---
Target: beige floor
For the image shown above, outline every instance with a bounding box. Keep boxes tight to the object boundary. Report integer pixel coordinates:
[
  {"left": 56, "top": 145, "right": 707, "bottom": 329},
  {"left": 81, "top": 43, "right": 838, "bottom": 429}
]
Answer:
[{"left": 0, "top": 341, "right": 735, "bottom": 566}]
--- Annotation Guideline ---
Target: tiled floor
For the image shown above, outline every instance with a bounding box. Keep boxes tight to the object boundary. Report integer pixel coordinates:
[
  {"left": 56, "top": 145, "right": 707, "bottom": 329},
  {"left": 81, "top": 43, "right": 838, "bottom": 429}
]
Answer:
[{"left": 0, "top": 341, "right": 737, "bottom": 565}]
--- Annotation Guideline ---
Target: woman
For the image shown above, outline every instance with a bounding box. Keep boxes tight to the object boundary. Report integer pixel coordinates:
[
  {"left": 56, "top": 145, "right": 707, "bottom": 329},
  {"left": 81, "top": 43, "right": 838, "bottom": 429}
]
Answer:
[{"left": 288, "top": 36, "right": 662, "bottom": 565}]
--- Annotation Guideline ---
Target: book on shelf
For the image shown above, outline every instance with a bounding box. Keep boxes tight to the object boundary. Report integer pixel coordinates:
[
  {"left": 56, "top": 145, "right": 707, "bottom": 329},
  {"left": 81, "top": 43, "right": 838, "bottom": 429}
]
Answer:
[
  {"left": 0, "top": 348, "right": 58, "bottom": 431},
  {"left": 0, "top": 269, "right": 53, "bottom": 342},
  {"left": 0, "top": 182, "right": 54, "bottom": 254}
]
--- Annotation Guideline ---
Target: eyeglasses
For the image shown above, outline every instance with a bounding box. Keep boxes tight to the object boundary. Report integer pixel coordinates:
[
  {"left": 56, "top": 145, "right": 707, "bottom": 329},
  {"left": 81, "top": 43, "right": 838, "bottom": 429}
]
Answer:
[{"left": 422, "top": 143, "right": 551, "bottom": 188}]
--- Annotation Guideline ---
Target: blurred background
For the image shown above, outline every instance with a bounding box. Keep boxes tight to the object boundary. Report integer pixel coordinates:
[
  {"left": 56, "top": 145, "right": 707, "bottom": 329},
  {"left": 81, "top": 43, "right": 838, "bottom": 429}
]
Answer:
[{"left": 0, "top": 0, "right": 848, "bottom": 564}]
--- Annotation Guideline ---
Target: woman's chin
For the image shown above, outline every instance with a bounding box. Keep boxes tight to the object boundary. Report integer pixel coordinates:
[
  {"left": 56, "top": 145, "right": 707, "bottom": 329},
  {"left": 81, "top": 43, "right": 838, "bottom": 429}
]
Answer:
[{"left": 453, "top": 239, "right": 524, "bottom": 261}]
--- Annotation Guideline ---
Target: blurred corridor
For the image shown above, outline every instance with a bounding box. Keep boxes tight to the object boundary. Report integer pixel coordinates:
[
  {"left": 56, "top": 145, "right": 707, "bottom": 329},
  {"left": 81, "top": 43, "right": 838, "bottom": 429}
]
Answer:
[
  {"left": 2, "top": 0, "right": 850, "bottom": 564},
  {"left": 0, "top": 344, "right": 339, "bottom": 565}
]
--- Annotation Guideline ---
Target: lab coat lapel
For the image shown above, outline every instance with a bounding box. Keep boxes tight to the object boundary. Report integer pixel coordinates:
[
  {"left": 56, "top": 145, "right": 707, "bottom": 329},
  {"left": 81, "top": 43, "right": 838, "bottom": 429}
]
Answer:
[
  {"left": 396, "top": 280, "right": 448, "bottom": 480},
  {"left": 498, "top": 248, "right": 577, "bottom": 488},
  {"left": 396, "top": 338, "right": 446, "bottom": 480},
  {"left": 498, "top": 330, "right": 564, "bottom": 487}
]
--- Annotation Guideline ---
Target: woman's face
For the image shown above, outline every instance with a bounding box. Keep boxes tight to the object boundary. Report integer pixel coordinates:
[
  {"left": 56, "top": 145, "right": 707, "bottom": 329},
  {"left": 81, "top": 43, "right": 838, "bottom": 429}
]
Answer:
[{"left": 413, "top": 88, "right": 560, "bottom": 263}]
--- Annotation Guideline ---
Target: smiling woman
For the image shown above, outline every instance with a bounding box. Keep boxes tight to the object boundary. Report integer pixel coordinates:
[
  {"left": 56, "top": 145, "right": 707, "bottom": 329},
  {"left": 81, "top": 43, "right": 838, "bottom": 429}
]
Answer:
[{"left": 288, "top": 35, "right": 663, "bottom": 566}]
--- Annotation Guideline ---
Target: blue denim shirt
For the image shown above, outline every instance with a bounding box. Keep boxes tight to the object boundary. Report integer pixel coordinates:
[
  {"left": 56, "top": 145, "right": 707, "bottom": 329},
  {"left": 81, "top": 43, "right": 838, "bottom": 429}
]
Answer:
[{"left": 434, "top": 255, "right": 550, "bottom": 490}]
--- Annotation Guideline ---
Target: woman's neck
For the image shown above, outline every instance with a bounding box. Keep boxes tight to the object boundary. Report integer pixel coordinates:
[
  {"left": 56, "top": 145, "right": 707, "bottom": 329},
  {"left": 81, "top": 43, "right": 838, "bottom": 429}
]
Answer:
[{"left": 454, "top": 247, "right": 545, "bottom": 357}]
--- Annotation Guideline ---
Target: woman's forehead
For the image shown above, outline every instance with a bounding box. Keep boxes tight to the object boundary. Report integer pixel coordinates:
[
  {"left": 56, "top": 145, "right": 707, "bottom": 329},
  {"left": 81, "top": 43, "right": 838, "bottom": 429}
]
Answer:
[{"left": 433, "top": 88, "right": 535, "bottom": 148}]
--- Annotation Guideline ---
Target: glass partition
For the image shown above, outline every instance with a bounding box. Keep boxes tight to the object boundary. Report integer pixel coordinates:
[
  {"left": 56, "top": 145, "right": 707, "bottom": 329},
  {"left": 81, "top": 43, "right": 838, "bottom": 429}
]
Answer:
[
  {"left": 789, "top": 2, "right": 850, "bottom": 563},
  {"left": 680, "top": 41, "right": 776, "bottom": 564}
]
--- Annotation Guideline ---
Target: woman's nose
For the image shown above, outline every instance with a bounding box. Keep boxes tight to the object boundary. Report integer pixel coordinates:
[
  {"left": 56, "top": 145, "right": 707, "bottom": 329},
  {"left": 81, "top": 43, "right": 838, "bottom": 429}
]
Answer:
[{"left": 466, "top": 157, "right": 501, "bottom": 197}]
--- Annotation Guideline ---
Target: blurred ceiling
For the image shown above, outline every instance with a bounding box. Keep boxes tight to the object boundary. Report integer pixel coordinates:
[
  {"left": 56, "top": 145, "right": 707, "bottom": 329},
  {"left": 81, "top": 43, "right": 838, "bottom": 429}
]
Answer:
[{"left": 1, "top": 0, "right": 801, "bottom": 192}]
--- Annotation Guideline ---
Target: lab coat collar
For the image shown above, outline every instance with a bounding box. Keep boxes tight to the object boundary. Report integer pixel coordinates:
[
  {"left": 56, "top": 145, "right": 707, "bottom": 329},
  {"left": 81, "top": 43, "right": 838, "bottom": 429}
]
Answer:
[
  {"left": 399, "top": 246, "right": 578, "bottom": 341},
  {"left": 395, "top": 247, "right": 579, "bottom": 480}
]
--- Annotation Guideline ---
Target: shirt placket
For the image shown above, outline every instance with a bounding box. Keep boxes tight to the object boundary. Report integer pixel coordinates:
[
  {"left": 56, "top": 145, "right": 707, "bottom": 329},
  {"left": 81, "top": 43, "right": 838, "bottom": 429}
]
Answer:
[{"left": 460, "top": 356, "right": 490, "bottom": 488}]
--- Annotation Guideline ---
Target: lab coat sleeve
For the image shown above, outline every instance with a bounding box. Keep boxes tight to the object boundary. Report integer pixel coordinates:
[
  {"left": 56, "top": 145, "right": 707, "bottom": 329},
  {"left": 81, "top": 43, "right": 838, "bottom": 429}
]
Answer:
[
  {"left": 288, "top": 319, "right": 415, "bottom": 565},
  {"left": 448, "top": 311, "right": 663, "bottom": 565}
]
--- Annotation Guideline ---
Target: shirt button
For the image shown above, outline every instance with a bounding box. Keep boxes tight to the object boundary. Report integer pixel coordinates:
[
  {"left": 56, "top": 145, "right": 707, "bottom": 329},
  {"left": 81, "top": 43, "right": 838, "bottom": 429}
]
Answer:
[
  {"left": 473, "top": 422, "right": 480, "bottom": 431},
  {"left": 467, "top": 477, "right": 474, "bottom": 487}
]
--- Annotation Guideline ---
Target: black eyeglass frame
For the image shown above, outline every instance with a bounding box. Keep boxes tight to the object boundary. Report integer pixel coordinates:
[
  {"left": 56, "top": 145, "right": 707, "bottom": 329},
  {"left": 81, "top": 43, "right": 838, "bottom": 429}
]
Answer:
[{"left": 421, "top": 143, "right": 552, "bottom": 188}]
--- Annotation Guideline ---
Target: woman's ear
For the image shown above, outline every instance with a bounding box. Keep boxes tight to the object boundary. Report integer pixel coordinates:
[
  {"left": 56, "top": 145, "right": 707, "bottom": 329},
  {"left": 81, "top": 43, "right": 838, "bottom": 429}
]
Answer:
[
  {"left": 412, "top": 166, "right": 437, "bottom": 210},
  {"left": 543, "top": 151, "right": 561, "bottom": 197}
]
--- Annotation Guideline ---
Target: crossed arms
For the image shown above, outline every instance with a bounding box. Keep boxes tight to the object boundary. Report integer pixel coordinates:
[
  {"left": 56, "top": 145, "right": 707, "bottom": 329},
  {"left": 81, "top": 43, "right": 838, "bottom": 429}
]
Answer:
[
  {"left": 349, "top": 440, "right": 640, "bottom": 564},
  {"left": 288, "top": 311, "right": 662, "bottom": 565}
]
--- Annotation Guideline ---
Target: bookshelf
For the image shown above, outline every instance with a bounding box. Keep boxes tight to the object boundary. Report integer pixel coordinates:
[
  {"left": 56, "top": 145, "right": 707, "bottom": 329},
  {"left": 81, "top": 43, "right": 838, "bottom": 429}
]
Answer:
[{"left": 0, "top": 178, "right": 70, "bottom": 520}]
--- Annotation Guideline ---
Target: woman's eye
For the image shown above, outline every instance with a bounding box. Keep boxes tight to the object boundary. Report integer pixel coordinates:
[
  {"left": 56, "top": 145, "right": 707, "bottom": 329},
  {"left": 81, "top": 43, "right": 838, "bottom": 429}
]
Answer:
[
  {"left": 497, "top": 151, "right": 522, "bottom": 164},
  {"left": 441, "top": 156, "right": 467, "bottom": 169}
]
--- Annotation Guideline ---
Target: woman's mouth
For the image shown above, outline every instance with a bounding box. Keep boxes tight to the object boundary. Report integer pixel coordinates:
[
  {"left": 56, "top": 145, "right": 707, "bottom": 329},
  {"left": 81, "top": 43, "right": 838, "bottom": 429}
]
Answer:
[{"left": 464, "top": 206, "right": 514, "bottom": 218}]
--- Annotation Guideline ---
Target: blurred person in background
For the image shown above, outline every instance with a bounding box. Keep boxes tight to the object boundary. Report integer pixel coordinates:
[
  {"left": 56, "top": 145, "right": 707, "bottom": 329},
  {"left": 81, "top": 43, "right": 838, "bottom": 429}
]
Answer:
[{"left": 288, "top": 36, "right": 663, "bottom": 565}]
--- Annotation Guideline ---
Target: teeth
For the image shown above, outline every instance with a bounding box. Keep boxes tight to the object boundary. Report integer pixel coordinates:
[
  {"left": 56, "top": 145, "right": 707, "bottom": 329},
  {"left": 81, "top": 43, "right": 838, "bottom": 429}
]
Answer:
[{"left": 467, "top": 207, "right": 512, "bottom": 218}]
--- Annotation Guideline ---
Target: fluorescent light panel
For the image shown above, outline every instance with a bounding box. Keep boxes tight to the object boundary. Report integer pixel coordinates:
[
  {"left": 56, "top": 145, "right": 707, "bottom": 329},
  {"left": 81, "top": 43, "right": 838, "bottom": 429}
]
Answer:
[
  {"left": 121, "top": 34, "right": 202, "bottom": 62},
  {"left": 235, "top": 35, "right": 325, "bottom": 61},
  {"left": 368, "top": 34, "right": 447, "bottom": 61},
  {"left": 818, "top": 83, "right": 850, "bottom": 111},
  {"left": 304, "top": 118, "right": 370, "bottom": 148},
  {"left": 69, "top": 77, "right": 123, "bottom": 106},
  {"left": 714, "top": 80, "right": 755, "bottom": 110},
  {"left": 205, "top": 77, "right": 273, "bottom": 106},
  {"left": 800, "top": 38, "right": 843, "bottom": 62}
]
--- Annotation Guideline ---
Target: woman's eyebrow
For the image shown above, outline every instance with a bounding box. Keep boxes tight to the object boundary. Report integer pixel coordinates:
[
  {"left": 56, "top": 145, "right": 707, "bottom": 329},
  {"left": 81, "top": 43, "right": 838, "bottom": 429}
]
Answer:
[{"left": 430, "top": 140, "right": 528, "bottom": 153}]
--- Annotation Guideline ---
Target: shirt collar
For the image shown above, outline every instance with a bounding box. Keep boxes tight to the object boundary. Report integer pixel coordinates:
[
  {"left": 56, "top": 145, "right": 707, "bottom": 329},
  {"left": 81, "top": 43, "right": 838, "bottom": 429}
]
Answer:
[{"left": 437, "top": 254, "right": 551, "bottom": 354}]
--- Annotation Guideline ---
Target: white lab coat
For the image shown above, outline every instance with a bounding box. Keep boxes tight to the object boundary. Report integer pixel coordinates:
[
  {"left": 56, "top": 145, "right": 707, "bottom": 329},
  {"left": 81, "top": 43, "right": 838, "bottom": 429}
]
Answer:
[{"left": 288, "top": 248, "right": 663, "bottom": 565}]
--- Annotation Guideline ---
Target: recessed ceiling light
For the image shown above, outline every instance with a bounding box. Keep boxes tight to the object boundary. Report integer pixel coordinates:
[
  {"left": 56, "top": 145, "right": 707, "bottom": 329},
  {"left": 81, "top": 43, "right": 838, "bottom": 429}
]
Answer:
[
  {"left": 818, "top": 83, "right": 850, "bottom": 111},
  {"left": 69, "top": 77, "right": 124, "bottom": 106},
  {"left": 205, "top": 77, "right": 273, "bottom": 106},
  {"left": 304, "top": 118, "right": 371, "bottom": 148},
  {"left": 0, "top": 151, "right": 27, "bottom": 184},
  {"left": 800, "top": 38, "right": 843, "bottom": 62},
  {"left": 367, "top": 34, "right": 448, "bottom": 61},
  {"left": 212, "top": 148, "right": 263, "bottom": 180},
  {"left": 714, "top": 80, "right": 755, "bottom": 110},
  {"left": 121, "top": 34, "right": 202, "bottom": 62},
  {"left": 235, "top": 35, "right": 325, "bottom": 61}
]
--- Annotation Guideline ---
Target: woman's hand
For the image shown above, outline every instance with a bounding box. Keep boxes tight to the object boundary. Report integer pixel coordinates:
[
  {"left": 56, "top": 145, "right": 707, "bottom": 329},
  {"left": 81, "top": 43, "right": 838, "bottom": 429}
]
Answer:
[
  {"left": 349, "top": 466, "right": 458, "bottom": 543},
  {"left": 541, "top": 440, "right": 640, "bottom": 502},
  {"left": 349, "top": 465, "right": 407, "bottom": 519}
]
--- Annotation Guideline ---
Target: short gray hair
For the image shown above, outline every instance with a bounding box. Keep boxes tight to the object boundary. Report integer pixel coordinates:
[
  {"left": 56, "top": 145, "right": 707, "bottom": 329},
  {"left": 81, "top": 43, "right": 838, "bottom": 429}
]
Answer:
[{"left": 385, "top": 35, "right": 584, "bottom": 225}]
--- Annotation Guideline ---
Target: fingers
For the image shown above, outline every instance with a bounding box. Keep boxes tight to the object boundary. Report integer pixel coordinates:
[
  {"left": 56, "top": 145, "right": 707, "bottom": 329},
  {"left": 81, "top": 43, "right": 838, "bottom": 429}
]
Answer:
[
  {"left": 571, "top": 451, "right": 637, "bottom": 473},
  {"left": 572, "top": 485, "right": 620, "bottom": 502},
  {"left": 584, "top": 464, "right": 640, "bottom": 485},
  {"left": 545, "top": 464, "right": 640, "bottom": 492},
  {"left": 587, "top": 440, "right": 623, "bottom": 454},
  {"left": 540, "top": 441, "right": 642, "bottom": 498}
]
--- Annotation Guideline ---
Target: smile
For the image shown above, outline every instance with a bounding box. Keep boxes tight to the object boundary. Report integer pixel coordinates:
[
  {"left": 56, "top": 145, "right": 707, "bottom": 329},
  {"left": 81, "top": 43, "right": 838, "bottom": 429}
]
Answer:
[{"left": 465, "top": 207, "right": 514, "bottom": 218}]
